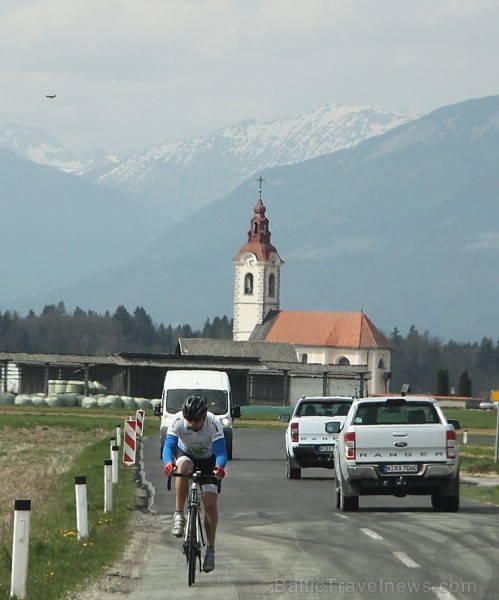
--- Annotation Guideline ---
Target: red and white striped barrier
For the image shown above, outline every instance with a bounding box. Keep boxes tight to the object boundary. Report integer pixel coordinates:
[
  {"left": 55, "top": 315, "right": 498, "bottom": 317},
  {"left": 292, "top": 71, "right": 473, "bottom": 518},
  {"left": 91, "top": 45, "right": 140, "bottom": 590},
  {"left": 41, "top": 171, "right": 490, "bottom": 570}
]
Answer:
[
  {"left": 136, "top": 409, "right": 145, "bottom": 438},
  {"left": 123, "top": 419, "right": 136, "bottom": 465}
]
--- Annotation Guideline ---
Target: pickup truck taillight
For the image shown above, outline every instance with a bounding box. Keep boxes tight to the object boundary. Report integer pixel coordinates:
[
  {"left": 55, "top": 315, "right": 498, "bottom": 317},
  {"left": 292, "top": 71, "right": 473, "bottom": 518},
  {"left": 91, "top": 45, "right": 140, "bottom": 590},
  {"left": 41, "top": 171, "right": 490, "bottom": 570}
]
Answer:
[
  {"left": 291, "top": 422, "right": 299, "bottom": 443},
  {"left": 344, "top": 431, "right": 356, "bottom": 460},
  {"left": 446, "top": 429, "right": 457, "bottom": 459}
]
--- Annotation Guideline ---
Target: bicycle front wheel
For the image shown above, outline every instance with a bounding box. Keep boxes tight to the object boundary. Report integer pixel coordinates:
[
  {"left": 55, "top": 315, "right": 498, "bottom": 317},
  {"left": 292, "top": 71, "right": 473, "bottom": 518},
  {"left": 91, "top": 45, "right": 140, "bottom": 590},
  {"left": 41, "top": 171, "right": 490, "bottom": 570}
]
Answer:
[{"left": 187, "top": 505, "right": 198, "bottom": 586}]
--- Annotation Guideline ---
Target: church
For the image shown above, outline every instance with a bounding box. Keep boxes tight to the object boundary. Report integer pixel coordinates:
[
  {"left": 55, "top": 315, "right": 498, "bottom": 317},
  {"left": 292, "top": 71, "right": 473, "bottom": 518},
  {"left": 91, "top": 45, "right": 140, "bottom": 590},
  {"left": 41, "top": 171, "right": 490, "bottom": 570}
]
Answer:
[{"left": 232, "top": 182, "right": 392, "bottom": 396}]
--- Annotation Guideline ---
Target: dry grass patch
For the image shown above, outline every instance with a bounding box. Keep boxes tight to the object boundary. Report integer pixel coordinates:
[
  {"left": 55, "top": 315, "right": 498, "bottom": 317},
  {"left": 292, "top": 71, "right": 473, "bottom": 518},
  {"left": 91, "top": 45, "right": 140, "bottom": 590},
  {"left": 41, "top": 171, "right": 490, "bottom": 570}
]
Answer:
[{"left": 0, "top": 427, "right": 109, "bottom": 547}]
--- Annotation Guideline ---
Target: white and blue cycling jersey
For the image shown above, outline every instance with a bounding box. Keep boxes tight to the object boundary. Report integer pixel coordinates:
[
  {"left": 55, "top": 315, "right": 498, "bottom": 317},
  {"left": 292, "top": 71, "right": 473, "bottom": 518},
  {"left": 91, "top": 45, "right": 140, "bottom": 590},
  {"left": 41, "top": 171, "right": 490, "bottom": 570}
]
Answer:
[{"left": 163, "top": 411, "right": 227, "bottom": 467}]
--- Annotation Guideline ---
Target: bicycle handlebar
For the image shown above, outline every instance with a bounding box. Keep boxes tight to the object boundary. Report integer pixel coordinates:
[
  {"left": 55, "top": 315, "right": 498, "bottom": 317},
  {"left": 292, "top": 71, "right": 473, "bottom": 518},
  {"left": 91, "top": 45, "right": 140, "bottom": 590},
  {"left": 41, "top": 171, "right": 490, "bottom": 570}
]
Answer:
[{"left": 167, "top": 470, "right": 222, "bottom": 492}]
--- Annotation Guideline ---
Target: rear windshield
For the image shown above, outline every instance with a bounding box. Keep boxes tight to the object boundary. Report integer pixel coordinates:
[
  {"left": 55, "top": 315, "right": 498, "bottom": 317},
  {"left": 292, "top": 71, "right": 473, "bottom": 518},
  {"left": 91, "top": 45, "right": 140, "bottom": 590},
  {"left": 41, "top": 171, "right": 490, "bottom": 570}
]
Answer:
[
  {"left": 166, "top": 389, "right": 228, "bottom": 415},
  {"left": 296, "top": 401, "right": 352, "bottom": 417},
  {"left": 353, "top": 402, "right": 440, "bottom": 425}
]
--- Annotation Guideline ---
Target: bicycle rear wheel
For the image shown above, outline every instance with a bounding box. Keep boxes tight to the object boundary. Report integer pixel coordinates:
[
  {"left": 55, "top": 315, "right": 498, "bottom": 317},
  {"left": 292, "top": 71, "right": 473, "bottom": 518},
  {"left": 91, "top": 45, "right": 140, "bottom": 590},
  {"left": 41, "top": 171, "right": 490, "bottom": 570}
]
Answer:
[{"left": 187, "top": 505, "right": 198, "bottom": 586}]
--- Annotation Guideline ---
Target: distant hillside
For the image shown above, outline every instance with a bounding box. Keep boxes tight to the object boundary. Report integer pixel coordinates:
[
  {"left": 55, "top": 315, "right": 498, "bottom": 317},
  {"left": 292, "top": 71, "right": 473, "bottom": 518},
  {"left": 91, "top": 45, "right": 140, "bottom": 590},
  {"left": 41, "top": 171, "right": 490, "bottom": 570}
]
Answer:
[
  {"left": 0, "top": 149, "right": 164, "bottom": 300},
  {"left": 4, "top": 96, "right": 499, "bottom": 343}
]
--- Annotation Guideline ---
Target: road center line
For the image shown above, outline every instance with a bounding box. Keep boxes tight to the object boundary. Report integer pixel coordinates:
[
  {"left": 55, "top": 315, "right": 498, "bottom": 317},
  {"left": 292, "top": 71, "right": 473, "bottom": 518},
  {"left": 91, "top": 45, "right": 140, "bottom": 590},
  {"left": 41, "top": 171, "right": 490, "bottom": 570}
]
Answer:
[
  {"left": 393, "top": 551, "right": 420, "bottom": 568},
  {"left": 360, "top": 527, "right": 384, "bottom": 540}
]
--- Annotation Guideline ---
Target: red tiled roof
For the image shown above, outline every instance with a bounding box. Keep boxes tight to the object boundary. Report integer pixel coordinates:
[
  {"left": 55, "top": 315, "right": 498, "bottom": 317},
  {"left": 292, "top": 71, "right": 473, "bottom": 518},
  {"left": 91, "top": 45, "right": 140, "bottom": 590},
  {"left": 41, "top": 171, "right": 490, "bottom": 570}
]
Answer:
[{"left": 264, "top": 311, "right": 391, "bottom": 349}]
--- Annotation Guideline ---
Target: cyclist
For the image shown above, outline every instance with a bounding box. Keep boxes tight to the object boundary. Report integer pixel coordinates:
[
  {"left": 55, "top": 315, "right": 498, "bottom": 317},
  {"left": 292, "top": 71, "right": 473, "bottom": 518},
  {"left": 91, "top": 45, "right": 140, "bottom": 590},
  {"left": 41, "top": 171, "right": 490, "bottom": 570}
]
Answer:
[{"left": 163, "top": 393, "right": 227, "bottom": 572}]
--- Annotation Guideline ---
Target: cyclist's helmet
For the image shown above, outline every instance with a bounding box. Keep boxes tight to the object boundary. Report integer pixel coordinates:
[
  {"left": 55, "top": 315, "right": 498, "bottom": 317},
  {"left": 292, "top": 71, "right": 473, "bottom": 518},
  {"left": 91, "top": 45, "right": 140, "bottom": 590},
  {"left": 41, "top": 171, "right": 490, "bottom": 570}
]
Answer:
[{"left": 182, "top": 394, "right": 208, "bottom": 420}]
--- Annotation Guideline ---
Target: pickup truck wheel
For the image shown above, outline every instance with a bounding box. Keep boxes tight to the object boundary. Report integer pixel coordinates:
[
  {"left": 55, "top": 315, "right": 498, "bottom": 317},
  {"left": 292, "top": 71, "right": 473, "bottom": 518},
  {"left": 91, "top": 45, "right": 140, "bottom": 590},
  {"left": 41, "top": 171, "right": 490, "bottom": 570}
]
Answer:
[
  {"left": 433, "top": 493, "right": 459, "bottom": 512},
  {"left": 338, "top": 474, "right": 359, "bottom": 511},
  {"left": 286, "top": 455, "right": 301, "bottom": 479}
]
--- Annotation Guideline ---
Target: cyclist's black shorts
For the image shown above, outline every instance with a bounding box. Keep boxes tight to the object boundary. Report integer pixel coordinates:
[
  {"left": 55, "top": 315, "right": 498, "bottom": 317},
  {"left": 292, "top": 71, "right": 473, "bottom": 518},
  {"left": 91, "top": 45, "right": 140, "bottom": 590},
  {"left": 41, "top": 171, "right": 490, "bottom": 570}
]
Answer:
[{"left": 174, "top": 449, "right": 215, "bottom": 476}]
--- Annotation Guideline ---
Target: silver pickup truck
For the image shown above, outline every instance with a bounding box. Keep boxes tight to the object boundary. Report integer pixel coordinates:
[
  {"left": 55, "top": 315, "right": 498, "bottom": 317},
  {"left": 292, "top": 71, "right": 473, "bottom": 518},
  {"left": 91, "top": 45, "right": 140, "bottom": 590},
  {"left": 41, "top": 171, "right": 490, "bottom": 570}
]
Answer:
[{"left": 334, "top": 396, "right": 460, "bottom": 512}]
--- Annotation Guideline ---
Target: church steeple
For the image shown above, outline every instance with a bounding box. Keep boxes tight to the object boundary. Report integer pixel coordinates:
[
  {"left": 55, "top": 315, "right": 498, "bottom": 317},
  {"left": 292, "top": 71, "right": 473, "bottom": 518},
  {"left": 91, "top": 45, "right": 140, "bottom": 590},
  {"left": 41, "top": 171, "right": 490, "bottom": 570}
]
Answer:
[{"left": 232, "top": 178, "right": 283, "bottom": 341}]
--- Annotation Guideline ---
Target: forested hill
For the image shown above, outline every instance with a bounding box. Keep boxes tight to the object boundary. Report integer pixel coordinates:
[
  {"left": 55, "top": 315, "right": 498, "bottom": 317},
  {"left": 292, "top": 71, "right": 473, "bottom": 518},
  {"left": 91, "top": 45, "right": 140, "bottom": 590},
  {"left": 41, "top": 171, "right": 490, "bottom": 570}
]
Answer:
[{"left": 0, "top": 304, "right": 497, "bottom": 398}]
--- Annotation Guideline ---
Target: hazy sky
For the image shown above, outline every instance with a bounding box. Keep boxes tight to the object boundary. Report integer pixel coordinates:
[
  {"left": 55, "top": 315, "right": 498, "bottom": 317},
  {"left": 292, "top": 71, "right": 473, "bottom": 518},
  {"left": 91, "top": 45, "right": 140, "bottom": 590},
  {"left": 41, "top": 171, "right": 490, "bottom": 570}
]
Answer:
[{"left": 1, "top": 0, "right": 498, "bottom": 156}]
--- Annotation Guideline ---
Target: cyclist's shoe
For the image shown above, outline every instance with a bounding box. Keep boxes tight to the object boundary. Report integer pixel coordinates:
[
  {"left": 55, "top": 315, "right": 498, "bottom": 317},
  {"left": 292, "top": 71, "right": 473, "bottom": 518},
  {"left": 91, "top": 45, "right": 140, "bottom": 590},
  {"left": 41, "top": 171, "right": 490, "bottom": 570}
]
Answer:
[
  {"left": 171, "top": 513, "right": 185, "bottom": 537},
  {"left": 203, "top": 547, "right": 215, "bottom": 572}
]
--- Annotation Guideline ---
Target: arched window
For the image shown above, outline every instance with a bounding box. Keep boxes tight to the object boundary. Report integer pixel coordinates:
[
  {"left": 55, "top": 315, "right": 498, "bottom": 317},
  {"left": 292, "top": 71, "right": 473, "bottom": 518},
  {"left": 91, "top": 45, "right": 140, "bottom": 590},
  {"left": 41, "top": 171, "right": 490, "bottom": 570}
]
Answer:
[
  {"left": 244, "top": 273, "right": 253, "bottom": 295},
  {"left": 378, "top": 359, "right": 385, "bottom": 369},
  {"left": 301, "top": 353, "right": 308, "bottom": 364},
  {"left": 268, "top": 273, "right": 275, "bottom": 297},
  {"left": 336, "top": 356, "right": 350, "bottom": 366}
]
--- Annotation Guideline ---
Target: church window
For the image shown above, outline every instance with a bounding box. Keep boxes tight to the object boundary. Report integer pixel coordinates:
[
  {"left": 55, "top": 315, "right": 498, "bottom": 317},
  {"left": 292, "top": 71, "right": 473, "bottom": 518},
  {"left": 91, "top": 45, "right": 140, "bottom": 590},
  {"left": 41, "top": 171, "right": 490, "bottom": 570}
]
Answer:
[
  {"left": 378, "top": 359, "right": 385, "bottom": 369},
  {"left": 244, "top": 273, "right": 253, "bottom": 295},
  {"left": 268, "top": 273, "right": 276, "bottom": 297},
  {"left": 301, "top": 353, "right": 308, "bottom": 364},
  {"left": 253, "top": 223, "right": 258, "bottom": 234},
  {"left": 336, "top": 356, "right": 350, "bottom": 366}
]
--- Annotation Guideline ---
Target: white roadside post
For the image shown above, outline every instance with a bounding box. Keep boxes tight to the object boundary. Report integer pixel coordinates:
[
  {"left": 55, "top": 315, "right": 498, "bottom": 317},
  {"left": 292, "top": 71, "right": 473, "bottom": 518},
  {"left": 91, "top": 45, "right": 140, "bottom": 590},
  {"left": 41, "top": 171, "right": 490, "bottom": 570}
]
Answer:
[
  {"left": 75, "top": 476, "right": 88, "bottom": 540},
  {"left": 104, "top": 459, "right": 113, "bottom": 512},
  {"left": 11, "top": 498, "right": 31, "bottom": 600},
  {"left": 111, "top": 445, "right": 119, "bottom": 484},
  {"left": 110, "top": 437, "right": 116, "bottom": 455},
  {"left": 116, "top": 425, "right": 121, "bottom": 447}
]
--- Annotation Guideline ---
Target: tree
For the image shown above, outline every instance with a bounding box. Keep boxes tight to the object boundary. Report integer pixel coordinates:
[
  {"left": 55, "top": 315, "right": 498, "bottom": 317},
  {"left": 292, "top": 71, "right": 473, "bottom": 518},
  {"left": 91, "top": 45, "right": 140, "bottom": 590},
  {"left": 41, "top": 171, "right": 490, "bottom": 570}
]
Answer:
[
  {"left": 458, "top": 371, "right": 472, "bottom": 397},
  {"left": 436, "top": 369, "right": 449, "bottom": 396}
]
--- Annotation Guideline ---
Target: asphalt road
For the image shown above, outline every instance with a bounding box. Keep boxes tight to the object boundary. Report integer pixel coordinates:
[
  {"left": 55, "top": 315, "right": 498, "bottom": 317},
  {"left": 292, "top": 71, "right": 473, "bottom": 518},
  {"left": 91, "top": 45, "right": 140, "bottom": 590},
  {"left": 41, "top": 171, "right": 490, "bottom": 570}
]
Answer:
[{"left": 133, "top": 428, "right": 499, "bottom": 599}]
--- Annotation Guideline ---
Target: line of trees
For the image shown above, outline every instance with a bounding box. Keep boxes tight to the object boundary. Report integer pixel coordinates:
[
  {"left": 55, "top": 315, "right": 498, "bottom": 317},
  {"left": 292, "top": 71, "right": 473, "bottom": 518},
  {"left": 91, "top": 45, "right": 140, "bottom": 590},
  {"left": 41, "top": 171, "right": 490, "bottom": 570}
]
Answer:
[
  {"left": 0, "top": 303, "right": 232, "bottom": 355},
  {"left": 1, "top": 305, "right": 498, "bottom": 397},
  {"left": 389, "top": 325, "right": 499, "bottom": 398}
]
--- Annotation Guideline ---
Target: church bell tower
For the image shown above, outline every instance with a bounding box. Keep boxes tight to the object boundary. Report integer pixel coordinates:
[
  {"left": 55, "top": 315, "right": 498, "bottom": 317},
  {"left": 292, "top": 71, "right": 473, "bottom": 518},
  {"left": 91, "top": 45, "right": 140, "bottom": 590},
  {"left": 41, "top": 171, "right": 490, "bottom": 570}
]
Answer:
[{"left": 232, "top": 178, "right": 283, "bottom": 341}]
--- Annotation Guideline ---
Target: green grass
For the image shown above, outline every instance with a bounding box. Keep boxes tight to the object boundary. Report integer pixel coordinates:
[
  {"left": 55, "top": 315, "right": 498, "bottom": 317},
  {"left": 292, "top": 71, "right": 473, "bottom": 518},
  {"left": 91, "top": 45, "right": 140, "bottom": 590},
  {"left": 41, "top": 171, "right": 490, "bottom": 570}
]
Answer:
[
  {"left": 0, "top": 410, "right": 148, "bottom": 600},
  {"left": 442, "top": 407, "right": 498, "bottom": 430}
]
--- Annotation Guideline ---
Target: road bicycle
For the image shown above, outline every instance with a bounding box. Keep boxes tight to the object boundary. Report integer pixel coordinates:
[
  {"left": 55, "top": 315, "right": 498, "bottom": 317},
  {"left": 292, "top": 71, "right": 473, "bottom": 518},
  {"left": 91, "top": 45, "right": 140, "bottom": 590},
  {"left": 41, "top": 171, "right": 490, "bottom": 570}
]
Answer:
[{"left": 167, "top": 470, "right": 221, "bottom": 586}]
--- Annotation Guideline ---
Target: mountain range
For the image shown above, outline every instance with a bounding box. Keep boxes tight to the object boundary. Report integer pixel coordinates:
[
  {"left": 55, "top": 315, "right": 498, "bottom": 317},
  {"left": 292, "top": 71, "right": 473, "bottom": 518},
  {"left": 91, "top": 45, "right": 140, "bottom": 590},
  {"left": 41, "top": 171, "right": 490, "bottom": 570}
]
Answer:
[
  {"left": 2, "top": 103, "right": 417, "bottom": 224},
  {"left": 2, "top": 96, "right": 499, "bottom": 342}
]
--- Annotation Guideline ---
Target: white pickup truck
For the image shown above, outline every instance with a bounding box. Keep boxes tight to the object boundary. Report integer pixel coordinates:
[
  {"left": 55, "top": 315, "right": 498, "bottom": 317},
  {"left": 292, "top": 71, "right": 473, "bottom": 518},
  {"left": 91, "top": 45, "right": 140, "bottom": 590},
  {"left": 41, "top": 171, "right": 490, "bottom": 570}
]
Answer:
[
  {"left": 280, "top": 396, "right": 354, "bottom": 479},
  {"left": 334, "top": 396, "right": 461, "bottom": 512}
]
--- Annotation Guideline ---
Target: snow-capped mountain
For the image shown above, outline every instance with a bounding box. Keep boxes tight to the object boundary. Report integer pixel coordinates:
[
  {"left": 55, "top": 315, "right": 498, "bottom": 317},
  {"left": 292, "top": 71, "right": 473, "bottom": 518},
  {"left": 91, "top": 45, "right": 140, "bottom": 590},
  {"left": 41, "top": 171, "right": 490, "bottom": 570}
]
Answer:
[
  {"left": 82, "top": 103, "right": 419, "bottom": 223},
  {"left": 0, "top": 123, "right": 83, "bottom": 172}
]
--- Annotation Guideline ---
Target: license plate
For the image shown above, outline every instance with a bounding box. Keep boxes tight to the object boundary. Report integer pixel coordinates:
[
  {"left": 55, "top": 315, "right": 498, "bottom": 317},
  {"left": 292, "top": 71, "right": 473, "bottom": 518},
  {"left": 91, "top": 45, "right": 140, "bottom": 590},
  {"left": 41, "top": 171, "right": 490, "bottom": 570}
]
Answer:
[
  {"left": 318, "top": 445, "right": 335, "bottom": 452},
  {"left": 382, "top": 464, "right": 418, "bottom": 474}
]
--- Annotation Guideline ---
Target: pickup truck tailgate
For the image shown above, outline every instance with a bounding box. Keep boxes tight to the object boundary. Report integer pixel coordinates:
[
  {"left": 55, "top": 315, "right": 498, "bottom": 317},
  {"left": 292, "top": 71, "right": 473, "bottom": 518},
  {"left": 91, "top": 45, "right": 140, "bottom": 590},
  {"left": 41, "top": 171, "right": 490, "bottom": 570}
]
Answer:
[
  {"left": 297, "top": 416, "right": 341, "bottom": 443},
  {"left": 355, "top": 425, "right": 448, "bottom": 462}
]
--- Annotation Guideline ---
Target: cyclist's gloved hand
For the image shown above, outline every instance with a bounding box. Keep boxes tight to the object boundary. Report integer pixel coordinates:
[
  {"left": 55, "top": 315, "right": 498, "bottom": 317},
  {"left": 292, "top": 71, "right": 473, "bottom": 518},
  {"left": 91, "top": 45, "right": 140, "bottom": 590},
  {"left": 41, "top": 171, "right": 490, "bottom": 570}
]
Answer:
[
  {"left": 163, "top": 462, "right": 175, "bottom": 476},
  {"left": 214, "top": 466, "right": 225, "bottom": 479}
]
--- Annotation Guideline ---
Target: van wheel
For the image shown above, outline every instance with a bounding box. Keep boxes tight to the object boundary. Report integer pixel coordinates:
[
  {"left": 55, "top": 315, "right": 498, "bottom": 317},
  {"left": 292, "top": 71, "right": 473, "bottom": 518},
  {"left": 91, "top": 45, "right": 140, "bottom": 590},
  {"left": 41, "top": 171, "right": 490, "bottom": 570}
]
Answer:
[{"left": 226, "top": 438, "right": 233, "bottom": 460}]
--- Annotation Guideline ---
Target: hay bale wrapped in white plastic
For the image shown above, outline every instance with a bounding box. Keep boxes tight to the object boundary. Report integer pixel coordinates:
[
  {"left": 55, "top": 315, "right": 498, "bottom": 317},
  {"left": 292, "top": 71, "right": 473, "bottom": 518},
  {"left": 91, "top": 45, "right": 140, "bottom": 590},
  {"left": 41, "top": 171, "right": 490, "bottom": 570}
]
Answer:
[
  {"left": 32, "top": 395, "right": 47, "bottom": 406},
  {"left": 121, "top": 396, "right": 138, "bottom": 410},
  {"left": 82, "top": 396, "right": 98, "bottom": 408},
  {"left": 107, "top": 395, "right": 124, "bottom": 409},
  {"left": 0, "top": 392, "right": 16, "bottom": 405},
  {"left": 66, "top": 381, "right": 84, "bottom": 394},
  {"left": 46, "top": 395, "right": 62, "bottom": 407},
  {"left": 136, "top": 398, "right": 152, "bottom": 410},
  {"left": 75, "top": 394, "right": 85, "bottom": 407},
  {"left": 62, "top": 393, "right": 77, "bottom": 407},
  {"left": 93, "top": 381, "right": 108, "bottom": 395},
  {"left": 14, "top": 394, "right": 33, "bottom": 406},
  {"left": 54, "top": 381, "right": 67, "bottom": 394},
  {"left": 48, "top": 380, "right": 57, "bottom": 395}
]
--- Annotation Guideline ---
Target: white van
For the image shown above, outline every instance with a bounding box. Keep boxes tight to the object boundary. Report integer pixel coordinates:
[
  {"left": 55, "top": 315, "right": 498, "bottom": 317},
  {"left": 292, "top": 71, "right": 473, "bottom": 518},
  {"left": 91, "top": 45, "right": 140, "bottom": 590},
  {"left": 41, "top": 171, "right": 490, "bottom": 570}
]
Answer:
[{"left": 154, "top": 369, "right": 241, "bottom": 460}]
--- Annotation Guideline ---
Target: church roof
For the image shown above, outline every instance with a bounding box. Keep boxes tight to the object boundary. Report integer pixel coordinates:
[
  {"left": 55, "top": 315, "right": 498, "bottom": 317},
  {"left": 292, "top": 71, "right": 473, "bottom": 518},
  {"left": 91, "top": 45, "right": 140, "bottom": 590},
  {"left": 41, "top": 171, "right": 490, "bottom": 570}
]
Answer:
[{"left": 253, "top": 310, "right": 391, "bottom": 349}]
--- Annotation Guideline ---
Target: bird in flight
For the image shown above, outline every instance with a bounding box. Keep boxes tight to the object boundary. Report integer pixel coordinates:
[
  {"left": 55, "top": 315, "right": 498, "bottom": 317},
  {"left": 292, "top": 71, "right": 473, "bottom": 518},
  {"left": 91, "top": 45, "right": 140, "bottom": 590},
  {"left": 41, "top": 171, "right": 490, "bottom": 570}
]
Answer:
[{"left": 45, "top": 94, "right": 56, "bottom": 99}]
